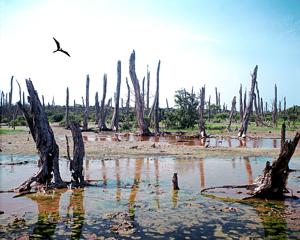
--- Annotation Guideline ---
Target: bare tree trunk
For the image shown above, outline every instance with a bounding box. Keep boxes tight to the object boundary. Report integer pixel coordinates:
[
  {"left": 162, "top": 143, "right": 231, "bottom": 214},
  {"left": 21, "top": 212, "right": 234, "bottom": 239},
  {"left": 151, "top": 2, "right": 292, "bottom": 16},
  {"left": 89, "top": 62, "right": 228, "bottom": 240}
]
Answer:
[
  {"left": 153, "top": 60, "right": 161, "bottom": 134},
  {"left": 83, "top": 75, "right": 90, "bottom": 131},
  {"left": 69, "top": 121, "right": 85, "bottom": 186},
  {"left": 198, "top": 86, "right": 206, "bottom": 138},
  {"left": 218, "top": 92, "right": 221, "bottom": 112},
  {"left": 104, "top": 98, "right": 112, "bottom": 126},
  {"left": 272, "top": 84, "right": 278, "bottom": 126},
  {"left": 278, "top": 100, "right": 281, "bottom": 113},
  {"left": 142, "top": 76, "right": 145, "bottom": 113},
  {"left": 23, "top": 91, "right": 25, "bottom": 106},
  {"left": 129, "top": 50, "right": 151, "bottom": 135},
  {"left": 243, "top": 88, "right": 247, "bottom": 114},
  {"left": 73, "top": 99, "right": 76, "bottom": 113},
  {"left": 111, "top": 60, "right": 122, "bottom": 131},
  {"left": 166, "top": 98, "right": 169, "bottom": 110},
  {"left": 238, "top": 65, "right": 258, "bottom": 138},
  {"left": 280, "top": 122, "right": 286, "bottom": 150},
  {"left": 284, "top": 96, "right": 286, "bottom": 119},
  {"left": 8, "top": 76, "right": 14, "bottom": 121},
  {"left": 0, "top": 91, "right": 3, "bottom": 122},
  {"left": 227, "top": 96, "right": 236, "bottom": 130},
  {"left": 125, "top": 77, "right": 130, "bottom": 124},
  {"left": 208, "top": 95, "right": 211, "bottom": 122},
  {"left": 16, "top": 80, "right": 22, "bottom": 103},
  {"left": 16, "top": 79, "right": 65, "bottom": 192},
  {"left": 81, "top": 96, "right": 85, "bottom": 108},
  {"left": 265, "top": 101, "right": 268, "bottom": 113},
  {"left": 65, "top": 87, "right": 69, "bottom": 129},
  {"left": 95, "top": 92, "right": 100, "bottom": 124},
  {"left": 99, "top": 74, "right": 108, "bottom": 130},
  {"left": 251, "top": 126, "right": 300, "bottom": 199},
  {"left": 255, "top": 81, "right": 261, "bottom": 115},
  {"left": 146, "top": 66, "right": 150, "bottom": 111},
  {"left": 42, "top": 95, "right": 45, "bottom": 110},
  {"left": 215, "top": 87, "right": 218, "bottom": 113},
  {"left": 260, "top": 97, "right": 264, "bottom": 116},
  {"left": 239, "top": 84, "right": 243, "bottom": 122}
]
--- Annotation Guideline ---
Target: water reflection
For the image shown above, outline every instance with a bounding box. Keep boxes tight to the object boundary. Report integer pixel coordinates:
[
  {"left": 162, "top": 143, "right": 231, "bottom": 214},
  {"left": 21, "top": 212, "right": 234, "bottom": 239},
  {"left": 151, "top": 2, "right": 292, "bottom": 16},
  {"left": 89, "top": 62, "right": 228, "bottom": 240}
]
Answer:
[
  {"left": 198, "top": 158, "right": 205, "bottom": 188},
  {"left": 101, "top": 159, "right": 107, "bottom": 188},
  {"left": 243, "top": 157, "right": 254, "bottom": 184},
  {"left": 172, "top": 190, "right": 179, "bottom": 208},
  {"left": 115, "top": 159, "right": 121, "bottom": 201}
]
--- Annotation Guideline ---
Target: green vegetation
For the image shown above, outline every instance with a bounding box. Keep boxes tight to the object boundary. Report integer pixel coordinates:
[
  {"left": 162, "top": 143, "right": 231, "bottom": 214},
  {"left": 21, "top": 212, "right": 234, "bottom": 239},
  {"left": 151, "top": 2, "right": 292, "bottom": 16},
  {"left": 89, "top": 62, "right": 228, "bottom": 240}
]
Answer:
[{"left": 0, "top": 128, "right": 25, "bottom": 134}]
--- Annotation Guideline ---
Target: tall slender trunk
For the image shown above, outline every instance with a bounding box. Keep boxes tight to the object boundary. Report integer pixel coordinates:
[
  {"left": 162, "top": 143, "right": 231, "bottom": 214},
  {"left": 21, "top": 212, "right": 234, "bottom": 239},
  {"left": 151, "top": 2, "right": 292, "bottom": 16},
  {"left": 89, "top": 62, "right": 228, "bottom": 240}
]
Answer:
[
  {"left": 95, "top": 92, "right": 100, "bottom": 124},
  {"left": 65, "top": 87, "right": 69, "bottom": 129},
  {"left": 83, "top": 75, "right": 90, "bottom": 131},
  {"left": 99, "top": 74, "right": 108, "bottom": 130},
  {"left": 125, "top": 77, "right": 130, "bottom": 124},
  {"left": 227, "top": 96, "right": 236, "bottom": 130},
  {"left": 272, "top": 84, "right": 277, "bottom": 126},
  {"left": 129, "top": 50, "right": 151, "bottom": 135},
  {"left": 238, "top": 65, "right": 258, "bottom": 138},
  {"left": 153, "top": 60, "right": 161, "bottom": 134},
  {"left": 146, "top": 66, "right": 150, "bottom": 111},
  {"left": 199, "top": 86, "right": 206, "bottom": 138},
  {"left": 239, "top": 84, "right": 243, "bottom": 122},
  {"left": 111, "top": 60, "right": 122, "bottom": 131}
]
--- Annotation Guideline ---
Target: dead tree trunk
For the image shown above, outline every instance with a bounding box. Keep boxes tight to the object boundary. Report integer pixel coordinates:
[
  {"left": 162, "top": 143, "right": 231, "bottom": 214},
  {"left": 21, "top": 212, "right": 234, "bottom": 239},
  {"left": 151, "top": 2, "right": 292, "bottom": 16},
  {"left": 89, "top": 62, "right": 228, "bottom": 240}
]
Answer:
[
  {"left": 65, "top": 87, "right": 69, "bottom": 129},
  {"left": 272, "top": 84, "right": 277, "bottom": 126},
  {"left": 129, "top": 50, "right": 151, "bottom": 135},
  {"left": 166, "top": 98, "right": 169, "bottom": 110},
  {"left": 104, "top": 98, "right": 112, "bottom": 127},
  {"left": 83, "top": 75, "right": 90, "bottom": 131},
  {"left": 16, "top": 79, "right": 65, "bottom": 192},
  {"left": 208, "top": 95, "right": 211, "bottom": 122},
  {"left": 215, "top": 87, "right": 218, "bottom": 113},
  {"left": 255, "top": 81, "right": 261, "bottom": 115},
  {"left": 8, "top": 76, "right": 13, "bottom": 121},
  {"left": 153, "top": 60, "right": 161, "bottom": 134},
  {"left": 69, "top": 121, "right": 85, "bottom": 186},
  {"left": 239, "top": 84, "right": 243, "bottom": 122},
  {"left": 280, "top": 122, "right": 286, "bottom": 150},
  {"left": 238, "top": 65, "right": 258, "bottom": 138},
  {"left": 142, "top": 76, "right": 145, "bottom": 113},
  {"left": 146, "top": 65, "right": 150, "bottom": 112},
  {"left": 95, "top": 92, "right": 100, "bottom": 124},
  {"left": 99, "top": 74, "right": 108, "bottom": 130},
  {"left": 110, "top": 61, "right": 122, "bottom": 131},
  {"left": 42, "top": 95, "right": 45, "bottom": 110},
  {"left": 22, "top": 91, "right": 25, "bottom": 105},
  {"left": 260, "top": 97, "right": 264, "bottom": 116},
  {"left": 227, "top": 96, "right": 236, "bottom": 130},
  {"left": 243, "top": 88, "right": 247, "bottom": 114},
  {"left": 16, "top": 80, "right": 22, "bottom": 103},
  {"left": 199, "top": 86, "right": 206, "bottom": 138},
  {"left": 125, "top": 77, "right": 130, "bottom": 124},
  {"left": 251, "top": 127, "right": 300, "bottom": 199}
]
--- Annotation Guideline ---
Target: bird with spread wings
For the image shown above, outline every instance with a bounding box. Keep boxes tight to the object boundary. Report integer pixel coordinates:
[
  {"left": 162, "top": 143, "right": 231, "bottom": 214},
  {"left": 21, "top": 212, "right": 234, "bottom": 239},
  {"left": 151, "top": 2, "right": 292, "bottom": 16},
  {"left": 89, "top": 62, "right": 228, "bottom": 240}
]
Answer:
[{"left": 53, "top": 37, "right": 71, "bottom": 57}]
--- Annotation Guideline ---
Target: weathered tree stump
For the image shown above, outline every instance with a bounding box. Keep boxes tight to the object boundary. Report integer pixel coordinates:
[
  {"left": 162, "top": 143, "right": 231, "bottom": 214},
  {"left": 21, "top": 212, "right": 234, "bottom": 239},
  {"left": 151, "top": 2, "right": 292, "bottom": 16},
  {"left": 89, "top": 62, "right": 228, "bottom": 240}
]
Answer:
[
  {"left": 172, "top": 173, "right": 180, "bottom": 190},
  {"left": 69, "top": 121, "right": 85, "bottom": 186},
  {"left": 16, "top": 79, "right": 66, "bottom": 192}
]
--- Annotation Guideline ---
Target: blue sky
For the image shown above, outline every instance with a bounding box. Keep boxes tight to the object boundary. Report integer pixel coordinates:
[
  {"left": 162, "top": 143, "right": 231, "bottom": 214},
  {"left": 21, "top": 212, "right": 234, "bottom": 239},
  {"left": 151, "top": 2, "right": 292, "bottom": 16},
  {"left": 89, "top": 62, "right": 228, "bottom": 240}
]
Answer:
[{"left": 0, "top": 0, "right": 299, "bottom": 108}]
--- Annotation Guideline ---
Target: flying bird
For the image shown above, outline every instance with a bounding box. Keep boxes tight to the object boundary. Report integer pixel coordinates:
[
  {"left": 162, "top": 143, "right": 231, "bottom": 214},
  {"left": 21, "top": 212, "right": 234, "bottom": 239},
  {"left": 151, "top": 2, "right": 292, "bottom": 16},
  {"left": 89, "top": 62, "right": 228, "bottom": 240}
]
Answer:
[{"left": 52, "top": 37, "right": 71, "bottom": 57}]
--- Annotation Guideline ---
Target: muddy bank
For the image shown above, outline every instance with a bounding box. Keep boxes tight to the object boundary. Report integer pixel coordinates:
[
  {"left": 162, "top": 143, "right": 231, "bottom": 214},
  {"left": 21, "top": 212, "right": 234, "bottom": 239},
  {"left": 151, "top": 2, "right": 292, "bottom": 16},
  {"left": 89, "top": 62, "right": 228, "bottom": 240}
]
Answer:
[{"left": 1, "top": 125, "right": 299, "bottom": 159}]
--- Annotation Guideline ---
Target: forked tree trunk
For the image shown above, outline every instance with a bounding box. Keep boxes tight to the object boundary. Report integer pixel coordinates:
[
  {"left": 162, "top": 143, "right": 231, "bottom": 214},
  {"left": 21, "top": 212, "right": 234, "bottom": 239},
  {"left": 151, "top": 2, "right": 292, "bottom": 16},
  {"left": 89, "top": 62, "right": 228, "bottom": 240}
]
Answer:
[
  {"left": 153, "top": 60, "right": 161, "bottom": 134},
  {"left": 129, "top": 50, "right": 151, "bottom": 135},
  {"left": 16, "top": 79, "right": 65, "bottom": 192},
  {"left": 99, "top": 74, "right": 108, "bottom": 130},
  {"left": 65, "top": 87, "right": 69, "bottom": 129},
  {"left": 69, "top": 121, "right": 85, "bottom": 186},
  {"left": 238, "top": 65, "right": 258, "bottom": 138},
  {"left": 110, "top": 61, "right": 122, "bottom": 131},
  {"left": 251, "top": 126, "right": 300, "bottom": 199},
  {"left": 95, "top": 92, "right": 100, "bottom": 124},
  {"left": 198, "top": 86, "right": 206, "bottom": 138},
  {"left": 83, "top": 75, "right": 90, "bottom": 131},
  {"left": 239, "top": 84, "right": 243, "bottom": 122},
  {"left": 227, "top": 96, "right": 236, "bottom": 130}
]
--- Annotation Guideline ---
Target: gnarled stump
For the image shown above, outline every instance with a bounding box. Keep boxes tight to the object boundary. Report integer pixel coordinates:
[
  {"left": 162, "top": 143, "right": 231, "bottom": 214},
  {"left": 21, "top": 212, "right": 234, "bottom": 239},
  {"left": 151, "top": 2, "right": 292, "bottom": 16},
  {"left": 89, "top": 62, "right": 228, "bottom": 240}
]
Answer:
[{"left": 16, "top": 79, "right": 65, "bottom": 192}]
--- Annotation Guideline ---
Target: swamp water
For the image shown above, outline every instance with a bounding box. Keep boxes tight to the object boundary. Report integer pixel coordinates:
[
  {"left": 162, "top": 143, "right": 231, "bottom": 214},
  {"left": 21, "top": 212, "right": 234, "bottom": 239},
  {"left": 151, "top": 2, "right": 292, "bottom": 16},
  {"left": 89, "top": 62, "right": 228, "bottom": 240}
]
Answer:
[{"left": 0, "top": 154, "right": 299, "bottom": 239}]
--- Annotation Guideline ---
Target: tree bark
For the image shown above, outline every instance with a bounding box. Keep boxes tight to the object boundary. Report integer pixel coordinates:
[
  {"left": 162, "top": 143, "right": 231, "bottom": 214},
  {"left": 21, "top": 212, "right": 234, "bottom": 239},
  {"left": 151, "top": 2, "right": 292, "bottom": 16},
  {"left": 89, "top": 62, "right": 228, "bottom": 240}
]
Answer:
[
  {"left": 65, "top": 87, "right": 69, "bottom": 129},
  {"left": 243, "top": 88, "right": 247, "bottom": 114},
  {"left": 142, "top": 76, "right": 145, "bottom": 113},
  {"left": 272, "top": 84, "right": 277, "bottom": 126},
  {"left": 129, "top": 50, "right": 151, "bottom": 135},
  {"left": 110, "top": 60, "right": 122, "bottom": 131},
  {"left": 238, "top": 65, "right": 258, "bottom": 138},
  {"left": 239, "top": 84, "right": 243, "bottom": 122},
  {"left": 198, "top": 86, "right": 206, "bottom": 138},
  {"left": 208, "top": 95, "right": 211, "bottom": 122},
  {"left": 16, "top": 79, "right": 65, "bottom": 192},
  {"left": 166, "top": 98, "right": 169, "bottom": 111},
  {"left": 8, "top": 76, "right": 13, "bottom": 121},
  {"left": 227, "top": 96, "right": 236, "bottom": 130},
  {"left": 255, "top": 81, "right": 261, "bottom": 115},
  {"left": 83, "top": 74, "right": 90, "bottom": 131},
  {"left": 280, "top": 122, "right": 286, "bottom": 150},
  {"left": 42, "top": 95, "right": 45, "bottom": 110},
  {"left": 284, "top": 96, "right": 286, "bottom": 119},
  {"left": 153, "top": 60, "right": 161, "bottom": 134},
  {"left": 99, "top": 74, "right": 108, "bottom": 130},
  {"left": 69, "top": 121, "right": 85, "bottom": 186}
]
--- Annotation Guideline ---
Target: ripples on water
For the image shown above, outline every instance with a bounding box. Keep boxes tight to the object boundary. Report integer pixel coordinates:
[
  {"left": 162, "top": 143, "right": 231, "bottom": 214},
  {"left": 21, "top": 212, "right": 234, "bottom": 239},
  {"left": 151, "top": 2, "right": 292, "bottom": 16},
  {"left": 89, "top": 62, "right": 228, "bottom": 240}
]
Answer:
[{"left": 0, "top": 154, "right": 299, "bottom": 239}]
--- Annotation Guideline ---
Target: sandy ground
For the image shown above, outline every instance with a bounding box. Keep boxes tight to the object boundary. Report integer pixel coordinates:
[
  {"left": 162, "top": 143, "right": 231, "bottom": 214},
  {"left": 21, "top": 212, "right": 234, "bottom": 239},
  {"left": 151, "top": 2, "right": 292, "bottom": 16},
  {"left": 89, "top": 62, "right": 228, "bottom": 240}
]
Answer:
[{"left": 1, "top": 124, "right": 299, "bottom": 159}]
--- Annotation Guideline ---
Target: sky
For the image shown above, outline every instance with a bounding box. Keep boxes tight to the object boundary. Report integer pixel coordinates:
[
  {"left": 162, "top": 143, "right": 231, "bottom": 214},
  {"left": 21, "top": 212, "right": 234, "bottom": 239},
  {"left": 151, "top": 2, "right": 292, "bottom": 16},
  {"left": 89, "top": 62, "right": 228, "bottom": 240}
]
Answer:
[{"left": 0, "top": 0, "right": 300, "bottom": 108}]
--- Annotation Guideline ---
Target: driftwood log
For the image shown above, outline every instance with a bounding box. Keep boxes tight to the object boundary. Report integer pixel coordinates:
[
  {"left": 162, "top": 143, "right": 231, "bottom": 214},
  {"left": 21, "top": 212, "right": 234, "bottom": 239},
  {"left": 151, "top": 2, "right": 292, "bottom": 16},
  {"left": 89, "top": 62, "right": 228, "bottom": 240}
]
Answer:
[{"left": 16, "top": 79, "right": 66, "bottom": 192}]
